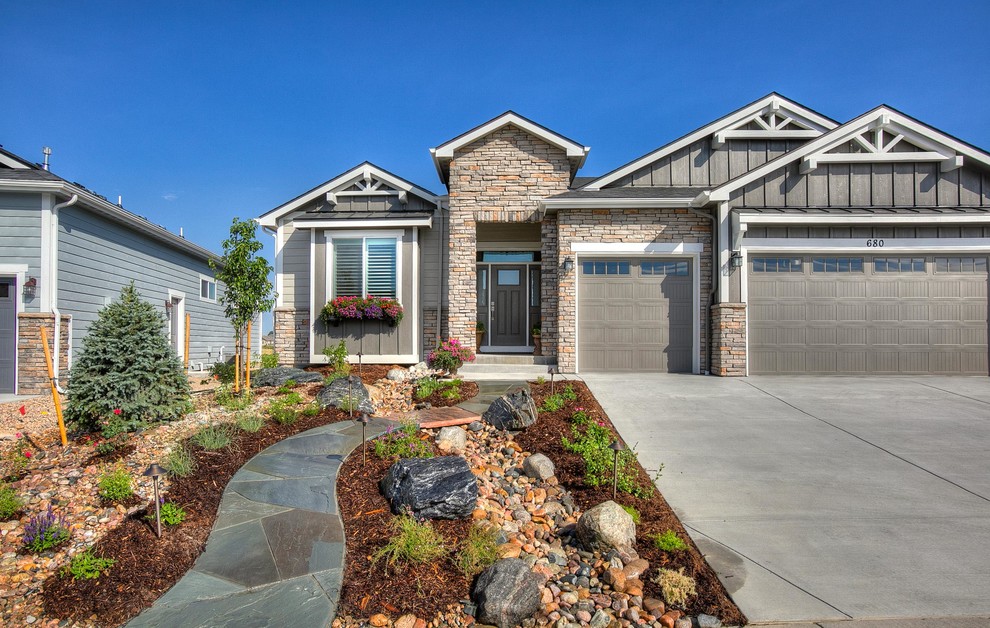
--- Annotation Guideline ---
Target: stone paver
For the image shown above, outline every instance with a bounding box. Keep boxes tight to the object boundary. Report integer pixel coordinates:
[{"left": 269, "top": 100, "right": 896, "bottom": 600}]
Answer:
[{"left": 126, "top": 417, "right": 392, "bottom": 628}]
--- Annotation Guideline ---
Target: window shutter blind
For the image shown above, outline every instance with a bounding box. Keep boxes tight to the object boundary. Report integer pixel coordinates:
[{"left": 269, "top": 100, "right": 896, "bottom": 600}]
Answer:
[
  {"left": 333, "top": 239, "right": 363, "bottom": 297},
  {"left": 366, "top": 238, "right": 397, "bottom": 298}
]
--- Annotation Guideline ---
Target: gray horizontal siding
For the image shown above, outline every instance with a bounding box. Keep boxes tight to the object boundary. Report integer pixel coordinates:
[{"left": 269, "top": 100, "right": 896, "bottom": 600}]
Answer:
[
  {"left": 57, "top": 205, "right": 234, "bottom": 368},
  {"left": 608, "top": 139, "right": 809, "bottom": 189},
  {"left": 419, "top": 214, "right": 447, "bottom": 308},
  {"left": 326, "top": 193, "right": 434, "bottom": 213},
  {"left": 281, "top": 220, "right": 311, "bottom": 309},
  {"left": 0, "top": 192, "right": 42, "bottom": 312},
  {"left": 744, "top": 224, "right": 990, "bottom": 239},
  {"left": 729, "top": 163, "right": 990, "bottom": 209}
]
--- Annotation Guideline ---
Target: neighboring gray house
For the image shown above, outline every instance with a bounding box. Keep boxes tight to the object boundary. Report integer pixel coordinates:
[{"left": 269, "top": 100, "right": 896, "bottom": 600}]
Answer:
[
  {"left": 0, "top": 145, "right": 238, "bottom": 394},
  {"left": 260, "top": 94, "right": 990, "bottom": 377}
]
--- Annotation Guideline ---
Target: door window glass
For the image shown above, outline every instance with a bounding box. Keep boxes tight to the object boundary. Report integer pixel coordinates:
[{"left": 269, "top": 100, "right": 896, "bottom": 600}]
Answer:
[{"left": 497, "top": 269, "right": 520, "bottom": 285}]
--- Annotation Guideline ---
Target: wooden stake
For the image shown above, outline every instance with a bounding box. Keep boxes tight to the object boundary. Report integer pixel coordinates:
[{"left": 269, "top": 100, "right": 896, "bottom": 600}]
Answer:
[
  {"left": 39, "top": 326, "right": 68, "bottom": 446},
  {"left": 183, "top": 313, "right": 190, "bottom": 370},
  {"left": 245, "top": 320, "right": 252, "bottom": 390},
  {"left": 234, "top": 333, "right": 240, "bottom": 393}
]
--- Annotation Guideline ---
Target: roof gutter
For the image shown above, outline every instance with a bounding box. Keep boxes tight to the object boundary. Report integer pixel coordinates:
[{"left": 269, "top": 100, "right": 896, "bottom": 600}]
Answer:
[{"left": 49, "top": 193, "right": 79, "bottom": 391}]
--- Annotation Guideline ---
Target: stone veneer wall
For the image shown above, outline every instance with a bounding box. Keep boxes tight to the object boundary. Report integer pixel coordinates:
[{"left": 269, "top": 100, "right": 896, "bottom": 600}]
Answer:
[
  {"left": 446, "top": 126, "right": 571, "bottom": 358},
  {"left": 556, "top": 208, "right": 713, "bottom": 373},
  {"left": 17, "top": 313, "right": 71, "bottom": 394},
  {"left": 274, "top": 307, "right": 310, "bottom": 367},
  {"left": 711, "top": 303, "right": 746, "bottom": 376},
  {"left": 421, "top": 306, "right": 448, "bottom": 359}
]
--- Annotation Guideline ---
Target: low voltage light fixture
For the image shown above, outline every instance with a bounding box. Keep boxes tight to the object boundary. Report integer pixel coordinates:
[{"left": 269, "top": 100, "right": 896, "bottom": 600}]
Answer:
[
  {"left": 609, "top": 440, "right": 625, "bottom": 500},
  {"left": 359, "top": 413, "right": 369, "bottom": 465},
  {"left": 143, "top": 463, "right": 165, "bottom": 538}
]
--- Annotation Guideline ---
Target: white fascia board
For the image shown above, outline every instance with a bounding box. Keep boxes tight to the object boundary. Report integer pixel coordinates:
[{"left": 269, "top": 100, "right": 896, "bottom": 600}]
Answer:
[
  {"left": 0, "top": 180, "right": 64, "bottom": 193},
  {"left": 739, "top": 213, "right": 990, "bottom": 225},
  {"left": 582, "top": 95, "right": 838, "bottom": 191},
  {"left": 540, "top": 197, "right": 695, "bottom": 211},
  {"left": 293, "top": 217, "right": 432, "bottom": 229},
  {"left": 742, "top": 238, "right": 990, "bottom": 252},
  {"left": 258, "top": 164, "right": 439, "bottom": 228},
  {"left": 707, "top": 107, "right": 990, "bottom": 203},
  {"left": 571, "top": 242, "right": 705, "bottom": 254},
  {"left": 432, "top": 112, "right": 588, "bottom": 160}
]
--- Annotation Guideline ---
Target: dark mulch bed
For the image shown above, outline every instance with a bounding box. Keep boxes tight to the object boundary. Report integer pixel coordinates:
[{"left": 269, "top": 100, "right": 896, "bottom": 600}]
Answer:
[
  {"left": 336, "top": 446, "right": 472, "bottom": 618},
  {"left": 306, "top": 363, "right": 400, "bottom": 386},
  {"left": 413, "top": 380, "right": 480, "bottom": 408},
  {"left": 515, "top": 381, "right": 747, "bottom": 626},
  {"left": 41, "top": 405, "right": 352, "bottom": 627}
]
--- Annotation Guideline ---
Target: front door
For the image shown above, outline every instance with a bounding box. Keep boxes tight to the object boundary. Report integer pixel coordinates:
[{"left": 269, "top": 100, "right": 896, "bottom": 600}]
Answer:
[
  {"left": 0, "top": 279, "right": 16, "bottom": 393},
  {"left": 491, "top": 265, "right": 527, "bottom": 346}
]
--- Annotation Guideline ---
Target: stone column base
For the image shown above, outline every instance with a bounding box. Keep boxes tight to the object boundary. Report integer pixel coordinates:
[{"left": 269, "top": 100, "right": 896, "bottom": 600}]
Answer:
[
  {"left": 711, "top": 303, "right": 746, "bottom": 377},
  {"left": 274, "top": 307, "right": 310, "bottom": 367},
  {"left": 17, "top": 313, "right": 72, "bottom": 395}
]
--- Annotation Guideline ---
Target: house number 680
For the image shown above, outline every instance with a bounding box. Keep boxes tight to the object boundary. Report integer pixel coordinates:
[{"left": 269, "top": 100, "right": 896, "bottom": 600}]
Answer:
[{"left": 866, "top": 239, "right": 884, "bottom": 247}]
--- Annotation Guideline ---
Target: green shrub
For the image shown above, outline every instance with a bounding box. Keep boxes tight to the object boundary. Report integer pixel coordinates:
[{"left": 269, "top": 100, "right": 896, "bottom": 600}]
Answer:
[
  {"left": 374, "top": 421, "right": 433, "bottom": 459},
  {"left": 323, "top": 340, "right": 349, "bottom": 372},
  {"left": 535, "top": 376, "right": 546, "bottom": 385},
  {"left": 453, "top": 523, "right": 500, "bottom": 577},
  {"left": 654, "top": 567, "right": 697, "bottom": 608},
  {"left": 215, "top": 386, "right": 253, "bottom": 411},
  {"left": 150, "top": 501, "right": 187, "bottom": 526},
  {"left": 236, "top": 412, "right": 265, "bottom": 433},
  {"left": 164, "top": 446, "right": 196, "bottom": 478},
  {"left": 441, "top": 387, "right": 461, "bottom": 401},
  {"left": 97, "top": 466, "right": 134, "bottom": 502},
  {"left": 65, "top": 283, "right": 191, "bottom": 432},
  {"left": 621, "top": 504, "right": 641, "bottom": 524},
  {"left": 280, "top": 391, "right": 304, "bottom": 405},
  {"left": 260, "top": 352, "right": 279, "bottom": 369},
  {"left": 561, "top": 384, "right": 578, "bottom": 402},
  {"left": 372, "top": 516, "right": 446, "bottom": 575},
  {"left": 336, "top": 394, "right": 362, "bottom": 413},
  {"left": 210, "top": 361, "right": 236, "bottom": 384},
  {"left": 0, "top": 484, "right": 24, "bottom": 520},
  {"left": 323, "top": 370, "right": 348, "bottom": 384},
  {"left": 414, "top": 376, "right": 442, "bottom": 400},
  {"left": 63, "top": 547, "right": 115, "bottom": 580},
  {"left": 266, "top": 400, "right": 299, "bottom": 425},
  {"left": 276, "top": 380, "right": 297, "bottom": 394},
  {"left": 301, "top": 402, "right": 320, "bottom": 417},
  {"left": 191, "top": 424, "right": 235, "bottom": 450},
  {"left": 652, "top": 529, "right": 688, "bottom": 552},
  {"left": 540, "top": 394, "right": 566, "bottom": 413},
  {"left": 562, "top": 420, "right": 654, "bottom": 498}
]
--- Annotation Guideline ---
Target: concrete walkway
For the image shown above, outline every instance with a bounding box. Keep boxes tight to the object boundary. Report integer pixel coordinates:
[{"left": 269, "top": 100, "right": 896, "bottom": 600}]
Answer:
[
  {"left": 583, "top": 374, "right": 990, "bottom": 626},
  {"left": 127, "top": 417, "right": 391, "bottom": 627}
]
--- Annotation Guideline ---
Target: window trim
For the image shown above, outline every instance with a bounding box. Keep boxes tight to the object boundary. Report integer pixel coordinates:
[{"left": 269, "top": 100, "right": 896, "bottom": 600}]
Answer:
[
  {"left": 325, "top": 229, "right": 403, "bottom": 303},
  {"left": 199, "top": 275, "right": 217, "bottom": 302}
]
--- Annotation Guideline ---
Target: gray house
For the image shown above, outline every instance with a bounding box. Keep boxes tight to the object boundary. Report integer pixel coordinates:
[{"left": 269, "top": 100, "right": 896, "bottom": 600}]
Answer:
[
  {"left": 0, "top": 145, "right": 238, "bottom": 394},
  {"left": 260, "top": 94, "right": 990, "bottom": 377}
]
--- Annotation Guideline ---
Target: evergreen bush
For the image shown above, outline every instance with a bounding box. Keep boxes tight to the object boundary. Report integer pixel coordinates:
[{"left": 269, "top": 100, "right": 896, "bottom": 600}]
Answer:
[{"left": 65, "top": 283, "right": 191, "bottom": 433}]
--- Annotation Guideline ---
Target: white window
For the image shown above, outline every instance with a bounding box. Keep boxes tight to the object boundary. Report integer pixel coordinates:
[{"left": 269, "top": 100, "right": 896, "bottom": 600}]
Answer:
[
  {"left": 200, "top": 276, "right": 217, "bottom": 302},
  {"left": 330, "top": 234, "right": 399, "bottom": 299}
]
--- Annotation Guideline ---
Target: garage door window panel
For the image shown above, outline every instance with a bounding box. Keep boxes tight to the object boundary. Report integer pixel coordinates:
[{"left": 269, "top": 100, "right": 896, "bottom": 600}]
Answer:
[
  {"left": 753, "top": 257, "right": 803, "bottom": 272},
  {"left": 874, "top": 257, "right": 925, "bottom": 273},
  {"left": 813, "top": 257, "right": 863, "bottom": 273},
  {"left": 935, "top": 257, "right": 987, "bottom": 273}
]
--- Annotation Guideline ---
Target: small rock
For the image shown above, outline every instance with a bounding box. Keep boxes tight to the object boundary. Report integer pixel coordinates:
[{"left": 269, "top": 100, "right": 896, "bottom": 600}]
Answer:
[
  {"left": 387, "top": 368, "right": 408, "bottom": 381},
  {"left": 674, "top": 618, "right": 691, "bottom": 628},
  {"left": 696, "top": 614, "right": 722, "bottom": 628},
  {"left": 589, "top": 609, "right": 612, "bottom": 628},
  {"left": 369, "top": 614, "right": 389, "bottom": 628},
  {"left": 622, "top": 558, "right": 649, "bottom": 579},
  {"left": 394, "top": 614, "right": 417, "bottom": 628},
  {"left": 522, "top": 453, "right": 555, "bottom": 481},
  {"left": 642, "top": 598, "right": 664, "bottom": 615},
  {"left": 575, "top": 501, "right": 637, "bottom": 555},
  {"left": 436, "top": 426, "right": 467, "bottom": 453},
  {"left": 575, "top": 610, "right": 592, "bottom": 623}
]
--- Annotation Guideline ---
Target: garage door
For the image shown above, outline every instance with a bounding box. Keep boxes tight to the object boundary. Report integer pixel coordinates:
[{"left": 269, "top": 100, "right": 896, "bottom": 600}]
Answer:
[
  {"left": 578, "top": 258, "right": 693, "bottom": 372},
  {"left": 749, "top": 255, "right": 988, "bottom": 375}
]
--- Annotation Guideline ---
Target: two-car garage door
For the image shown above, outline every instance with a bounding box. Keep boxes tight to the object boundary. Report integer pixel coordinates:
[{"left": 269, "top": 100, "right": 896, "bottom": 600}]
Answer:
[
  {"left": 749, "top": 255, "right": 989, "bottom": 375},
  {"left": 578, "top": 258, "right": 693, "bottom": 372}
]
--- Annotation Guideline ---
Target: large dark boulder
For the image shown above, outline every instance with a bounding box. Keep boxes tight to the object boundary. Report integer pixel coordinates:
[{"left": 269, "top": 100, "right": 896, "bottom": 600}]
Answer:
[
  {"left": 252, "top": 367, "right": 323, "bottom": 388},
  {"left": 316, "top": 375, "right": 373, "bottom": 414},
  {"left": 482, "top": 385, "right": 538, "bottom": 431},
  {"left": 472, "top": 558, "right": 543, "bottom": 628},
  {"left": 379, "top": 456, "right": 478, "bottom": 519}
]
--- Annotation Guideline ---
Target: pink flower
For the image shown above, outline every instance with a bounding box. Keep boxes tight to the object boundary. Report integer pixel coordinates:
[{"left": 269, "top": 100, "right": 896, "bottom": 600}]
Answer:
[
  {"left": 15, "top": 432, "right": 22, "bottom": 439},
  {"left": 23, "top": 450, "right": 32, "bottom": 458},
  {"left": 113, "top": 408, "right": 122, "bottom": 415}
]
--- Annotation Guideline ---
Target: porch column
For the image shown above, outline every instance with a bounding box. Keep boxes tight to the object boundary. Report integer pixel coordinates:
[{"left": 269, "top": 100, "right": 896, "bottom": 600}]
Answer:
[{"left": 446, "top": 212, "right": 477, "bottom": 351}]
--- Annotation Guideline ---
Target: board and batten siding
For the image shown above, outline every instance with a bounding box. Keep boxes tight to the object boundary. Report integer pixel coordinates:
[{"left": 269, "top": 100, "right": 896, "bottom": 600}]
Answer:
[
  {"left": 606, "top": 139, "right": 810, "bottom": 189},
  {"left": 280, "top": 219, "right": 311, "bottom": 310},
  {"left": 0, "top": 192, "right": 42, "bottom": 312},
  {"left": 311, "top": 228, "right": 416, "bottom": 357},
  {"left": 728, "top": 162, "right": 990, "bottom": 209},
  {"left": 57, "top": 205, "right": 234, "bottom": 368}
]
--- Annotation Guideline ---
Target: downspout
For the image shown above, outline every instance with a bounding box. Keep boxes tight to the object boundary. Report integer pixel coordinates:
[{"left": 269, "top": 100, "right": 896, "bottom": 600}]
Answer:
[
  {"left": 436, "top": 199, "right": 445, "bottom": 350},
  {"left": 50, "top": 193, "right": 79, "bottom": 392},
  {"left": 687, "top": 207, "right": 717, "bottom": 375}
]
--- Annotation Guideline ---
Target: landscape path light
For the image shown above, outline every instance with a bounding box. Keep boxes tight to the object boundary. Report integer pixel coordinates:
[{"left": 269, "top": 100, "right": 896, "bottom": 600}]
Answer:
[
  {"left": 609, "top": 440, "right": 625, "bottom": 500},
  {"left": 357, "top": 351, "right": 363, "bottom": 378},
  {"left": 360, "top": 413, "right": 369, "bottom": 465},
  {"left": 548, "top": 365, "right": 557, "bottom": 395},
  {"left": 143, "top": 463, "right": 165, "bottom": 538}
]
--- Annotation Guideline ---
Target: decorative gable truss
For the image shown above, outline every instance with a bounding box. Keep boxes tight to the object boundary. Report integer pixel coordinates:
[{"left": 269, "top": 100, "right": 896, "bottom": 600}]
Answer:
[
  {"left": 326, "top": 165, "right": 414, "bottom": 206},
  {"left": 711, "top": 98, "right": 831, "bottom": 148}
]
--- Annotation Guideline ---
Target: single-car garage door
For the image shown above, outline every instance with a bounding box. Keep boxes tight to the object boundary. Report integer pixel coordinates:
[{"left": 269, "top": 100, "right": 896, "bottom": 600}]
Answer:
[
  {"left": 749, "top": 255, "right": 988, "bottom": 375},
  {"left": 578, "top": 258, "right": 693, "bottom": 372}
]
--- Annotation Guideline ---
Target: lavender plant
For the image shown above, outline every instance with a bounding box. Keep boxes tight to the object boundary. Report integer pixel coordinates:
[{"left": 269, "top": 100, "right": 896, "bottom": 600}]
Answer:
[{"left": 23, "top": 505, "right": 71, "bottom": 553}]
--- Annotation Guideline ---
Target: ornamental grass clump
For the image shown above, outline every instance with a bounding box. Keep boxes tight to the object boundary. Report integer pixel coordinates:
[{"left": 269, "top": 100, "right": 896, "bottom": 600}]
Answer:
[
  {"left": 97, "top": 465, "right": 134, "bottom": 502},
  {"left": 164, "top": 446, "right": 196, "bottom": 478},
  {"left": 0, "top": 484, "right": 24, "bottom": 520},
  {"left": 23, "top": 505, "right": 71, "bottom": 553},
  {"left": 427, "top": 338, "right": 475, "bottom": 373},
  {"left": 653, "top": 567, "right": 697, "bottom": 608},
  {"left": 371, "top": 515, "right": 446, "bottom": 575},
  {"left": 453, "top": 523, "right": 501, "bottom": 577},
  {"left": 236, "top": 412, "right": 265, "bottom": 433},
  {"left": 191, "top": 424, "right": 235, "bottom": 450},
  {"left": 63, "top": 547, "right": 115, "bottom": 580}
]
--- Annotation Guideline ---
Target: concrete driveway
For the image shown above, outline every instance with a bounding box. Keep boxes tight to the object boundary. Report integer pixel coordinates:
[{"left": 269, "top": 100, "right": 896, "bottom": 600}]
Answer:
[{"left": 582, "top": 374, "right": 990, "bottom": 625}]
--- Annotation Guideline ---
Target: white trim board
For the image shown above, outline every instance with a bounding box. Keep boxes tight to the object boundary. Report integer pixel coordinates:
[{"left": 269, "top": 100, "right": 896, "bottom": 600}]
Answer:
[
  {"left": 742, "top": 238, "right": 990, "bottom": 252},
  {"left": 738, "top": 213, "right": 990, "bottom": 225},
  {"left": 539, "top": 197, "right": 695, "bottom": 211},
  {"left": 432, "top": 111, "right": 589, "bottom": 161},
  {"left": 167, "top": 290, "right": 186, "bottom": 361},
  {"left": 292, "top": 217, "right": 432, "bottom": 229},
  {"left": 571, "top": 244, "right": 701, "bottom": 375}
]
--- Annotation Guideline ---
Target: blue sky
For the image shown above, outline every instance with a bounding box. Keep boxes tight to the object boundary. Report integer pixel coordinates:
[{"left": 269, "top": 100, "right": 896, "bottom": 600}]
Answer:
[{"left": 3, "top": 1, "right": 989, "bottom": 330}]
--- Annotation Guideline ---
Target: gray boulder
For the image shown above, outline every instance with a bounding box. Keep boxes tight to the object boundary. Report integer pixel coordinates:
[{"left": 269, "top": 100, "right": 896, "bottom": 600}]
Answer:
[
  {"left": 472, "top": 558, "right": 543, "bottom": 628},
  {"left": 316, "top": 375, "right": 374, "bottom": 414},
  {"left": 380, "top": 456, "right": 478, "bottom": 519},
  {"left": 576, "top": 500, "right": 637, "bottom": 555},
  {"left": 251, "top": 367, "right": 323, "bottom": 388},
  {"left": 696, "top": 614, "right": 723, "bottom": 628},
  {"left": 482, "top": 385, "right": 538, "bottom": 430},
  {"left": 436, "top": 426, "right": 467, "bottom": 453},
  {"left": 522, "top": 453, "right": 555, "bottom": 481},
  {"left": 386, "top": 368, "right": 408, "bottom": 382}
]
